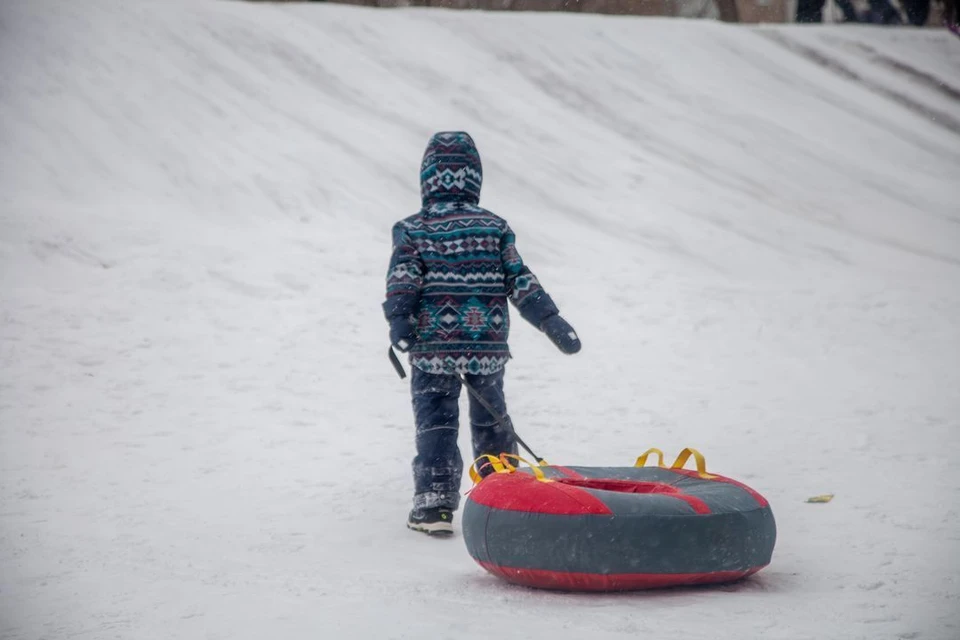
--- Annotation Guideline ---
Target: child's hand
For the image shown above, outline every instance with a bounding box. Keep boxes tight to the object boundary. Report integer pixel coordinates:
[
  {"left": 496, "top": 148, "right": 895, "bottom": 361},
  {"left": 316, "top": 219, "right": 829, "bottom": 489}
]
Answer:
[
  {"left": 541, "top": 314, "right": 581, "bottom": 355},
  {"left": 390, "top": 316, "right": 418, "bottom": 352}
]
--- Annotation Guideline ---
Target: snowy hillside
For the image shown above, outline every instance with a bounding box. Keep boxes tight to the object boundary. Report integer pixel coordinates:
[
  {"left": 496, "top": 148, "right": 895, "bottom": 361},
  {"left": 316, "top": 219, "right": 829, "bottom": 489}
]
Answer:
[{"left": 1, "top": 1, "right": 958, "bottom": 638}]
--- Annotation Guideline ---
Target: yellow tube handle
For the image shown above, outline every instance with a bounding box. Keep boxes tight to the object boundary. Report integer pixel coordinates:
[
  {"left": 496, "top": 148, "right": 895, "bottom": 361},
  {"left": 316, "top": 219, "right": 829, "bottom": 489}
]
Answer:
[
  {"left": 670, "top": 447, "right": 716, "bottom": 478},
  {"left": 634, "top": 448, "right": 666, "bottom": 468}
]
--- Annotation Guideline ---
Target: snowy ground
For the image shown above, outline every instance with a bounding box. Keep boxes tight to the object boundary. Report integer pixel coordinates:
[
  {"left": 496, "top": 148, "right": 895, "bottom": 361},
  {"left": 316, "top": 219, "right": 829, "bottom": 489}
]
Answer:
[{"left": 1, "top": 1, "right": 959, "bottom": 638}]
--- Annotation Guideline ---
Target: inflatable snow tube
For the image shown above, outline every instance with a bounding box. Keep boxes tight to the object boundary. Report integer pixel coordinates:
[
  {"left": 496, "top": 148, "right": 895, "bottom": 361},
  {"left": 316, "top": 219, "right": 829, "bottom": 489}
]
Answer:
[{"left": 462, "top": 449, "right": 776, "bottom": 592}]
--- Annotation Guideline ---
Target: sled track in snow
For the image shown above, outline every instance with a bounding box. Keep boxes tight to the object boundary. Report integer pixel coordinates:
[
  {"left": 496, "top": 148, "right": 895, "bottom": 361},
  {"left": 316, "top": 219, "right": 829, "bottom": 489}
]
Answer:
[
  {"left": 760, "top": 31, "right": 960, "bottom": 137},
  {"left": 845, "top": 41, "right": 960, "bottom": 103}
]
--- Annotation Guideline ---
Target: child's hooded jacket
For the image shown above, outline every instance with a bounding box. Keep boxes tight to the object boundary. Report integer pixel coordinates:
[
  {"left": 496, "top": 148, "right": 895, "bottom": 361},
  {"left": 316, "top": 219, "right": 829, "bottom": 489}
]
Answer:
[{"left": 383, "top": 132, "right": 560, "bottom": 375}]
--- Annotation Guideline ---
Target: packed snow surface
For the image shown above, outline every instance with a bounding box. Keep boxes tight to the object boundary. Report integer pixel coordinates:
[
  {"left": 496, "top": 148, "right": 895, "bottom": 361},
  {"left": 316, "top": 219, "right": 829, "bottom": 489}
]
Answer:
[{"left": 1, "top": 1, "right": 958, "bottom": 638}]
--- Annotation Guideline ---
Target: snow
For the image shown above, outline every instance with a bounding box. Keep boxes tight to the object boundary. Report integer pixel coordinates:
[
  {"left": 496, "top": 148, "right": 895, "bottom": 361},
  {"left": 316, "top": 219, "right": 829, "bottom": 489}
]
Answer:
[{"left": 1, "top": 0, "right": 958, "bottom": 638}]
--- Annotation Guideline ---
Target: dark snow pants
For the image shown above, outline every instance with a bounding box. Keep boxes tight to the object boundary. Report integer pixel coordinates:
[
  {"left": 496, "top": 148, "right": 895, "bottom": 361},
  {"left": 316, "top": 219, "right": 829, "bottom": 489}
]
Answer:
[{"left": 410, "top": 367, "right": 517, "bottom": 511}]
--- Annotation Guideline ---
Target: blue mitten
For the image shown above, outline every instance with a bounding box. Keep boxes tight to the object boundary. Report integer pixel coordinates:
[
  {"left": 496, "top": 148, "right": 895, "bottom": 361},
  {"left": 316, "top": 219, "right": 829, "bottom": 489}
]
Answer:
[
  {"left": 390, "top": 315, "right": 417, "bottom": 352},
  {"left": 541, "top": 314, "right": 581, "bottom": 354}
]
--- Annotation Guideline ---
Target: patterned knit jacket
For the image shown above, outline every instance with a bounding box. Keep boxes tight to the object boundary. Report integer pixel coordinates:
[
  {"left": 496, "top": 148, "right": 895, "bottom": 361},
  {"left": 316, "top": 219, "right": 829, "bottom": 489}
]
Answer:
[{"left": 383, "top": 132, "right": 559, "bottom": 375}]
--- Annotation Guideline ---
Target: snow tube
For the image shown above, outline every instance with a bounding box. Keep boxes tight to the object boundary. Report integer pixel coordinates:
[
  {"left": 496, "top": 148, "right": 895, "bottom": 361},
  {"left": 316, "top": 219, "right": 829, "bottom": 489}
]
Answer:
[{"left": 462, "top": 449, "right": 776, "bottom": 592}]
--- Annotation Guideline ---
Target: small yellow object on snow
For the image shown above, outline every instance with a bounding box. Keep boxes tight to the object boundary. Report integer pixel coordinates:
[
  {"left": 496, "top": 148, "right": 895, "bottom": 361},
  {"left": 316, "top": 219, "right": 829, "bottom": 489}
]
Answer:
[{"left": 806, "top": 494, "right": 835, "bottom": 503}]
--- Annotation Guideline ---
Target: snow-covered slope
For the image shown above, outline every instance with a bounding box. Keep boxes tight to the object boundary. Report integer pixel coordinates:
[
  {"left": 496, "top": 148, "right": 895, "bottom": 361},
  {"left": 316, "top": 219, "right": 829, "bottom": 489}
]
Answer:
[{"left": 1, "top": 1, "right": 958, "bottom": 639}]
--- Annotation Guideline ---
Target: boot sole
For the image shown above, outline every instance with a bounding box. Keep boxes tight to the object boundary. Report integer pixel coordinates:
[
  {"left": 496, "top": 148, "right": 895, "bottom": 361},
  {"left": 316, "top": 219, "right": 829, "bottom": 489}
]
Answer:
[{"left": 407, "top": 521, "right": 454, "bottom": 536}]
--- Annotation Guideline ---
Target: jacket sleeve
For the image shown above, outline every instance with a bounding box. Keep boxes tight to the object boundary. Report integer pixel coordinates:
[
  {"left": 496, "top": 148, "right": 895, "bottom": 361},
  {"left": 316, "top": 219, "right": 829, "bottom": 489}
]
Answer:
[
  {"left": 501, "top": 224, "right": 559, "bottom": 328},
  {"left": 382, "top": 222, "right": 423, "bottom": 321}
]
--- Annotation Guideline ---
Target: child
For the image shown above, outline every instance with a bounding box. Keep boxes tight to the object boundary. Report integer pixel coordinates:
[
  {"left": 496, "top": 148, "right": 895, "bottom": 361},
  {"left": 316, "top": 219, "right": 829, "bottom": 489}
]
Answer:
[{"left": 383, "top": 131, "right": 581, "bottom": 536}]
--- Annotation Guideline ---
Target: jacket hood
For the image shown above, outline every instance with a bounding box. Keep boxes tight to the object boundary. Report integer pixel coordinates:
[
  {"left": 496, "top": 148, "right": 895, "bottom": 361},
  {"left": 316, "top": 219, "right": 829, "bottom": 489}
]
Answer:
[{"left": 420, "top": 131, "right": 483, "bottom": 207}]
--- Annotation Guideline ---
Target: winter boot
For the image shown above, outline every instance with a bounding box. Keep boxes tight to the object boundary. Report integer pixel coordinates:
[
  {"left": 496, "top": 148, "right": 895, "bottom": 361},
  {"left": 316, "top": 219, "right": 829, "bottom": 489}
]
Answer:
[{"left": 407, "top": 507, "right": 454, "bottom": 536}]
